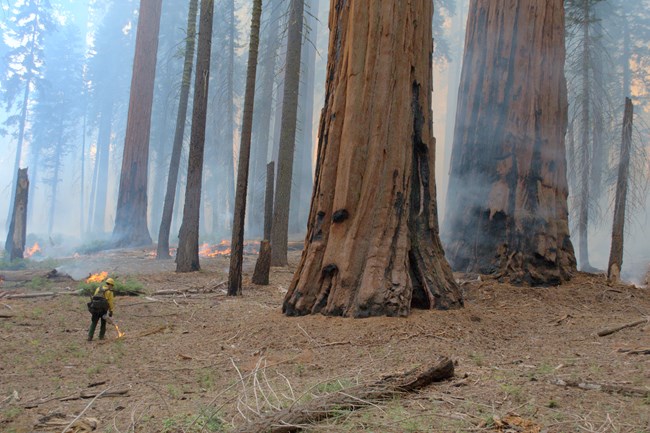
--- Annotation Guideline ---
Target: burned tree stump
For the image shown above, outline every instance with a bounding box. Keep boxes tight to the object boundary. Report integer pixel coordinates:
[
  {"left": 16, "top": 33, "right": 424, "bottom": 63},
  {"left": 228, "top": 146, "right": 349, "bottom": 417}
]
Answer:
[
  {"left": 5, "top": 168, "right": 29, "bottom": 261},
  {"left": 252, "top": 162, "right": 275, "bottom": 286},
  {"left": 252, "top": 240, "right": 272, "bottom": 285}
]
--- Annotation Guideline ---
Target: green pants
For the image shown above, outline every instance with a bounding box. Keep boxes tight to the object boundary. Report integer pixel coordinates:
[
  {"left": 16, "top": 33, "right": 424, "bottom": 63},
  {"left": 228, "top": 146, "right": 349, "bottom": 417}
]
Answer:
[{"left": 88, "top": 313, "right": 107, "bottom": 340}]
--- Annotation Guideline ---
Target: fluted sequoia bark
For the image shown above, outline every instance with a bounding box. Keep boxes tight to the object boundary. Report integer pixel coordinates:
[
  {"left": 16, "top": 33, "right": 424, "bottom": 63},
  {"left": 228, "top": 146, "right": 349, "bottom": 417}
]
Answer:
[
  {"left": 444, "top": 0, "right": 576, "bottom": 285},
  {"left": 282, "top": 0, "right": 462, "bottom": 317}
]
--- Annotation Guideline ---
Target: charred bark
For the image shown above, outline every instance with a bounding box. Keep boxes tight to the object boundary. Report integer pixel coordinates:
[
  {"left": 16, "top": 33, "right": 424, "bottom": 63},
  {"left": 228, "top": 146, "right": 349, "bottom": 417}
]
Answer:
[
  {"left": 252, "top": 240, "right": 272, "bottom": 285},
  {"left": 607, "top": 98, "right": 633, "bottom": 283},
  {"left": 157, "top": 0, "right": 199, "bottom": 259},
  {"left": 283, "top": 0, "right": 461, "bottom": 317},
  {"left": 112, "top": 0, "right": 162, "bottom": 247},
  {"left": 252, "top": 162, "right": 275, "bottom": 285},
  {"left": 444, "top": 0, "right": 576, "bottom": 285},
  {"left": 228, "top": 0, "right": 263, "bottom": 296},
  {"left": 5, "top": 169, "right": 29, "bottom": 261},
  {"left": 176, "top": 0, "right": 214, "bottom": 272}
]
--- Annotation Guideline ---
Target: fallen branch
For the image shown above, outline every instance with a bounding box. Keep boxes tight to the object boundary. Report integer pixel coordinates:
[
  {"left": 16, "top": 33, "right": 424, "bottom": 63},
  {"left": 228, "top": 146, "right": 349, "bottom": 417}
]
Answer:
[
  {"left": 60, "top": 384, "right": 130, "bottom": 433},
  {"left": 551, "top": 378, "right": 649, "bottom": 398},
  {"left": 597, "top": 319, "right": 647, "bottom": 337},
  {"left": 0, "top": 314, "right": 13, "bottom": 319},
  {"left": 0, "top": 269, "right": 74, "bottom": 283},
  {"left": 617, "top": 348, "right": 650, "bottom": 355},
  {"left": 59, "top": 386, "right": 130, "bottom": 402},
  {"left": 5, "top": 292, "right": 56, "bottom": 299},
  {"left": 152, "top": 289, "right": 185, "bottom": 296},
  {"left": 231, "top": 356, "right": 454, "bottom": 433}
]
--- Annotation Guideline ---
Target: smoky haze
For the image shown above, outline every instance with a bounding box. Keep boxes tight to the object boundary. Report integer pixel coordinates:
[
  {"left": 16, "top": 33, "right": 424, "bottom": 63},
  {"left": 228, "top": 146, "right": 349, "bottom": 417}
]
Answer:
[{"left": 0, "top": 0, "right": 647, "bottom": 283}]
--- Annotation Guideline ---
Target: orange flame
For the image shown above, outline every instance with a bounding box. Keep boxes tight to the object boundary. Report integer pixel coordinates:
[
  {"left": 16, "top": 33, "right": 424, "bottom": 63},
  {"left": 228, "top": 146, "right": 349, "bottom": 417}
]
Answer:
[
  {"left": 86, "top": 271, "right": 108, "bottom": 284},
  {"left": 24, "top": 242, "right": 41, "bottom": 258},
  {"left": 196, "top": 240, "right": 259, "bottom": 257},
  {"left": 199, "top": 242, "right": 231, "bottom": 257},
  {"left": 114, "top": 324, "right": 125, "bottom": 338}
]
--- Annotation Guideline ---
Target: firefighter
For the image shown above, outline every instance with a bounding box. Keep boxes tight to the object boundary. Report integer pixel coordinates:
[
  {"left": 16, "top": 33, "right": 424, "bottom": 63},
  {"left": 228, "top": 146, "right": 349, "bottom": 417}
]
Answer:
[{"left": 87, "top": 278, "right": 115, "bottom": 341}]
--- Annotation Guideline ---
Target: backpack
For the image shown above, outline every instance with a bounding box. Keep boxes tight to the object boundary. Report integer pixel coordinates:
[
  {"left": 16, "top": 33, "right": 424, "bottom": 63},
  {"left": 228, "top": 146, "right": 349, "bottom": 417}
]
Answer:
[{"left": 87, "top": 292, "right": 109, "bottom": 315}]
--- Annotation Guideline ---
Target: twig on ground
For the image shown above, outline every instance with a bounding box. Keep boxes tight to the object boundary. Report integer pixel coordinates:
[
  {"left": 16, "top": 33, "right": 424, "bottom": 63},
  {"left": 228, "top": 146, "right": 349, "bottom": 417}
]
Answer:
[
  {"left": 60, "top": 383, "right": 131, "bottom": 433},
  {"left": 551, "top": 378, "right": 649, "bottom": 398},
  {"left": 597, "top": 318, "right": 648, "bottom": 337}
]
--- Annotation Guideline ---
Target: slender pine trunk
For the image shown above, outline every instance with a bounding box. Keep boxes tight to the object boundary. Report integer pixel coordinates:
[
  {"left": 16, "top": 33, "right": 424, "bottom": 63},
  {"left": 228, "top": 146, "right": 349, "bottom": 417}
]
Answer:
[
  {"left": 228, "top": 0, "right": 263, "bottom": 295},
  {"left": 270, "top": 0, "right": 305, "bottom": 266},
  {"left": 157, "top": 0, "right": 199, "bottom": 259}
]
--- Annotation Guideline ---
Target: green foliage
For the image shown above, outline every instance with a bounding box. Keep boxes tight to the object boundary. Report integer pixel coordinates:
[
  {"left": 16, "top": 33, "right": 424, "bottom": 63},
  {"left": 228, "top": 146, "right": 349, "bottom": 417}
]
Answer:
[
  {"left": 77, "top": 276, "right": 144, "bottom": 296},
  {"left": 27, "top": 276, "right": 47, "bottom": 290},
  {"left": 75, "top": 240, "right": 114, "bottom": 255},
  {"left": 197, "top": 369, "right": 216, "bottom": 391},
  {"left": 316, "top": 379, "right": 354, "bottom": 394},
  {"left": 0, "top": 256, "right": 27, "bottom": 270},
  {"left": 161, "top": 408, "right": 225, "bottom": 433},
  {"left": 3, "top": 406, "right": 22, "bottom": 420}
]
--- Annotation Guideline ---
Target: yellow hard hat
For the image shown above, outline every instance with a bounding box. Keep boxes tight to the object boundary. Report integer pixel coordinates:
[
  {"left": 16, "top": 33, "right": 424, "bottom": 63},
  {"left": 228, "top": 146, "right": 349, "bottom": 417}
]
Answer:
[{"left": 105, "top": 278, "right": 115, "bottom": 286}]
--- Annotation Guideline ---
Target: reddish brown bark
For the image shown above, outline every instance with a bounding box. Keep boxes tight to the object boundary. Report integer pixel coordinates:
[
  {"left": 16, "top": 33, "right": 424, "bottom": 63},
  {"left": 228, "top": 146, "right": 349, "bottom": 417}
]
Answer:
[
  {"left": 444, "top": 0, "right": 576, "bottom": 285},
  {"left": 282, "top": 0, "right": 461, "bottom": 317},
  {"left": 112, "top": 0, "right": 162, "bottom": 247}
]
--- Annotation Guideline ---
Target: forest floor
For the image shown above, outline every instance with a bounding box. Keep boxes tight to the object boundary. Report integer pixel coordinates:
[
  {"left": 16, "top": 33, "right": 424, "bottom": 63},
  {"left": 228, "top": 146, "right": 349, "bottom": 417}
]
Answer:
[{"left": 0, "top": 247, "right": 649, "bottom": 433}]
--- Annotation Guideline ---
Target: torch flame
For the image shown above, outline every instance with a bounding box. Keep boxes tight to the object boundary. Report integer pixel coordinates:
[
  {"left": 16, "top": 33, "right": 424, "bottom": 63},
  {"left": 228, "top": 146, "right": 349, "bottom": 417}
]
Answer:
[
  {"left": 114, "top": 324, "right": 125, "bottom": 338},
  {"left": 86, "top": 271, "right": 108, "bottom": 284},
  {"left": 24, "top": 242, "right": 41, "bottom": 258}
]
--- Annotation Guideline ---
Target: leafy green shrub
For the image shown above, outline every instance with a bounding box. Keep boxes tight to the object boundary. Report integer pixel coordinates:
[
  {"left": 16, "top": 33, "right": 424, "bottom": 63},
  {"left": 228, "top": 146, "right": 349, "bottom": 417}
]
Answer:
[{"left": 77, "top": 276, "right": 144, "bottom": 296}]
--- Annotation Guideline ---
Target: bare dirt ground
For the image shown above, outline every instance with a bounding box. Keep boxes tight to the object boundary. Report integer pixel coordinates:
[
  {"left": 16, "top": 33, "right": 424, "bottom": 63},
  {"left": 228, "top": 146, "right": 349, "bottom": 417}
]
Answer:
[{"left": 1, "top": 248, "right": 649, "bottom": 433}]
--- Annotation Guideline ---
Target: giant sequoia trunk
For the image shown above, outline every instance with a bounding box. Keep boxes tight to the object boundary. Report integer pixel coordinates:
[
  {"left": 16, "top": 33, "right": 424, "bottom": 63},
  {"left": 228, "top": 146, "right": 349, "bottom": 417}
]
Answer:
[
  {"left": 444, "top": 0, "right": 576, "bottom": 285},
  {"left": 112, "top": 0, "right": 162, "bottom": 247},
  {"left": 282, "top": 0, "right": 462, "bottom": 317}
]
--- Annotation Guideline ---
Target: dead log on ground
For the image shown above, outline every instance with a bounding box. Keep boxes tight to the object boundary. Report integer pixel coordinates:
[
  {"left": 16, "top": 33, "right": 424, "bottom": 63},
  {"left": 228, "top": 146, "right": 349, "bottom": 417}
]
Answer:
[
  {"left": 551, "top": 378, "right": 649, "bottom": 398},
  {"left": 0, "top": 268, "right": 74, "bottom": 283},
  {"left": 597, "top": 319, "right": 647, "bottom": 337},
  {"left": 231, "top": 357, "right": 454, "bottom": 433},
  {"left": 5, "top": 292, "right": 57, "bottom": 299}
]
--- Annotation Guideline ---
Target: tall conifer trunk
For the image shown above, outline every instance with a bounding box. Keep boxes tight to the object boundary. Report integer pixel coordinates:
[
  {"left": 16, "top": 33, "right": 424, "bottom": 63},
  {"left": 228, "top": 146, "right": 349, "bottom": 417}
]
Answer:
[
  {"left": 283, "top": 0, "right": 461, "bottom": 317},
  {"left": 270, "top": 0, "right": 305, "bottom": 266},
  {"left": 112, "top": 0, "right": 162, "bottom": 247},
  {"left": 444, "top": 0, "right": 576, "bottom": 285},
  {"left": 176, "top": 0, "right": 214, "bottom": 272},
  {"left": 228, "top": 0, "right": 263, "bottom": 295},
  {"left": 157, "top": 0, "right": 199, "bottom": 259}
]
